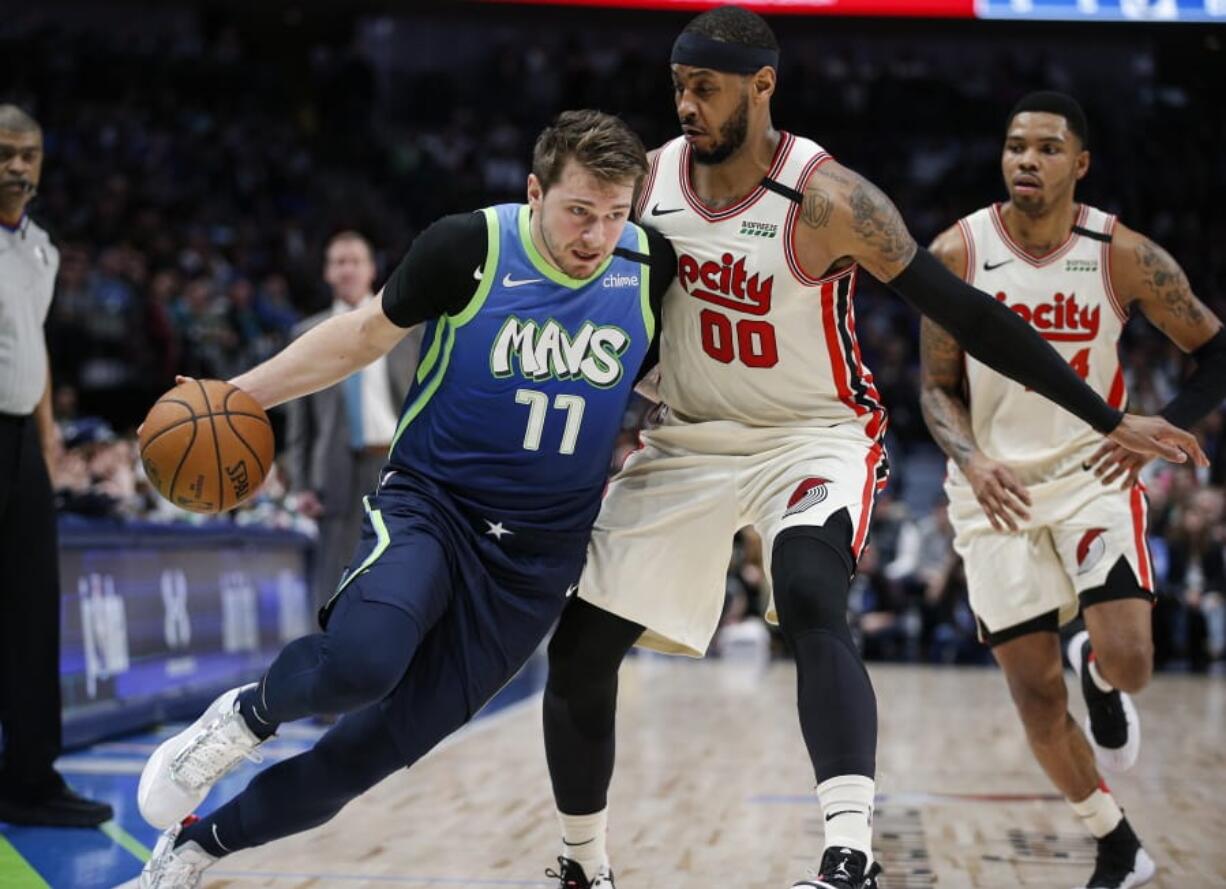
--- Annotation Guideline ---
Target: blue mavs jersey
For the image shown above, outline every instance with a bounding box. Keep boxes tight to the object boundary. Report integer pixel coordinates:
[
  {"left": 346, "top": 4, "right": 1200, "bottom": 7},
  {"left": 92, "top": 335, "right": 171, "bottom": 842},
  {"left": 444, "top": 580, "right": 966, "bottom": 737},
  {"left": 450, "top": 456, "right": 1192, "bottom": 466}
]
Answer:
[{"left": 388, "top": 203, "right": 654, "bottom": 533}]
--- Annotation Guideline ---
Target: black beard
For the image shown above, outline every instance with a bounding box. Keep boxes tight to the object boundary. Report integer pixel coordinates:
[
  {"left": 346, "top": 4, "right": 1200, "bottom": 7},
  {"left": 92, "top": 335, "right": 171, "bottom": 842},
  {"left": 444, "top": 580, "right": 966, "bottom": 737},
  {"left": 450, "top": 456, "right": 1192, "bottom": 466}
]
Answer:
[{"left": 691, "top": 95, "right": 749, "bottom": 166}]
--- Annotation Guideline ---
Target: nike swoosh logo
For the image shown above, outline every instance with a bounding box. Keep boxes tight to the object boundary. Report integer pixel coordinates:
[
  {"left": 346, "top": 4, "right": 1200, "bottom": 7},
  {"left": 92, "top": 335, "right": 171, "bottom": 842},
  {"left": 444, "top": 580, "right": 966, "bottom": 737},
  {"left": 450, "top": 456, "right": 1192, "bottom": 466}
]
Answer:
[
  {"left": 825, "top": 809, "right": 860, "bottom": 821},
  {"left": 502, "top": 273, "right": 542, "bottom": 288},
  {"left": 983, "top": 258, "right": 1014, "bottom": 271},
  {"left": 472, "top": 266, "right": 483, "bottom": 281},
  {"left": 651, "top": 203, "right": 684, "bottom": 216}
]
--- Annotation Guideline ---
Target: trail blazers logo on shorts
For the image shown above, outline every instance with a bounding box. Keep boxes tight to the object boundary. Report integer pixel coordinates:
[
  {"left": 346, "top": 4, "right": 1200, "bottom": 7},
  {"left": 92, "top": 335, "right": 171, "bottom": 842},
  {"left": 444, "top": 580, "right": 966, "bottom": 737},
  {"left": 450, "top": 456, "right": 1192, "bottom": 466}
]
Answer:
[
  {"left": 1076, "top": 528, "right": 1108, "bottom": 575},
  {"left": 783, "top": 477, "right": 830, "bottom": 518}
]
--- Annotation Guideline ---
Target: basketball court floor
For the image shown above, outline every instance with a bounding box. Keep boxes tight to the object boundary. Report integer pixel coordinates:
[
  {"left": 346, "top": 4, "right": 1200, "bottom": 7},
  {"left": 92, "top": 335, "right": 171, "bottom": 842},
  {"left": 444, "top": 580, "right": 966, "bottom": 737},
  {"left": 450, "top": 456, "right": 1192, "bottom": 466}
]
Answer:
[{"left": 4, "top": 656, "right": 1224, "bottom": 888}]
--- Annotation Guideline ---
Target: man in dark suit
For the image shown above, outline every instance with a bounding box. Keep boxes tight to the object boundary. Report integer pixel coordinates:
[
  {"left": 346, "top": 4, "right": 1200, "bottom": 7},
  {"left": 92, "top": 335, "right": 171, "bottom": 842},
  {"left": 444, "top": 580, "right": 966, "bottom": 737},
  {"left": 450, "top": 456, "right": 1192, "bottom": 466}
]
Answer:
[{"left": 286, "top": 231, "right": 421, "bottom": 613}]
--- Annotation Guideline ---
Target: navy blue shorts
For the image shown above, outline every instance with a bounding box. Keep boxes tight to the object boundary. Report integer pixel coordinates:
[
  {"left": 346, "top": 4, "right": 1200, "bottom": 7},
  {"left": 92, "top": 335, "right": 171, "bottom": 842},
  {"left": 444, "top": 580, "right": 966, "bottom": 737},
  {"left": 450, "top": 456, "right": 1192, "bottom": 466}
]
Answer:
[{"left": 320, "top": 467, "right": 589, "bottom": 765}]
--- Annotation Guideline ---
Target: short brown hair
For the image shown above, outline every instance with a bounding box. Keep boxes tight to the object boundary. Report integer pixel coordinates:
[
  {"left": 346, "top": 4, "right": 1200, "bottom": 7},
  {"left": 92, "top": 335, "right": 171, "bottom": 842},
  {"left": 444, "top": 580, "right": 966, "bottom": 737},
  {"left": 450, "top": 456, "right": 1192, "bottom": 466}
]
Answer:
[
  {"left": 531, "top": 110, "right": 648, "bottom": 193},
  {"left": 325, "top": 229, "right": 373, "bottom": 257}
]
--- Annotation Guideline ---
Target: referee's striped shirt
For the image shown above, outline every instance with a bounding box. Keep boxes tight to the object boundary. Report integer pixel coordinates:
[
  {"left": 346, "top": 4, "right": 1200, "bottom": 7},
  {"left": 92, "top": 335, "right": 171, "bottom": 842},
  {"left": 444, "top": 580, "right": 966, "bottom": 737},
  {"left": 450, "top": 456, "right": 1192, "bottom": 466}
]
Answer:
[{"left": 0, "top": 215, "right": 58, "bottom": 416}]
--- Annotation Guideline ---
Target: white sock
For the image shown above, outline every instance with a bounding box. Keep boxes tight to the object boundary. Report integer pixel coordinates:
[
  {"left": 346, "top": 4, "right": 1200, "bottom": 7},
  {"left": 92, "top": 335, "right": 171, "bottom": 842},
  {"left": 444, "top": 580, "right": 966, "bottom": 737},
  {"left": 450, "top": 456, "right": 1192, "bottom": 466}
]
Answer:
[
  {"left": 558, "top": 808, "right": 608, "bottom": 878},
  {"left": 817, "top": 775, "right": 876, "bottom": 864},
  {"left": 1070, "top": 786, "right": 1123, "bottom": 838},
  {"left": 1088, "top": 655, "right": 1115, "bottom": 694}
]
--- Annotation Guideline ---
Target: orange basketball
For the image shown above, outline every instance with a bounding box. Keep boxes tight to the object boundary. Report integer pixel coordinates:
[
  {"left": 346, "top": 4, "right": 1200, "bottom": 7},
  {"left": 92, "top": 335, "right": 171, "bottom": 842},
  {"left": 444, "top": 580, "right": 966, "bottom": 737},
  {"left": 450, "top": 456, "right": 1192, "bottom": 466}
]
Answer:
[{"left": 138, "top": 379, "right": 275, "bottom": 514}]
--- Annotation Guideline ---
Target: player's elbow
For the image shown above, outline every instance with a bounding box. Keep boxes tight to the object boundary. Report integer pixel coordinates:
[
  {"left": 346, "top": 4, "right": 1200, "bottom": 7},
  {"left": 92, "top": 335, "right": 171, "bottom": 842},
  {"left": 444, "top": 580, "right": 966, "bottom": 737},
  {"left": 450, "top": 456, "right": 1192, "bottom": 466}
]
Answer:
[{"left": 354, "top": 307, "right": 406, "bottom": 363}]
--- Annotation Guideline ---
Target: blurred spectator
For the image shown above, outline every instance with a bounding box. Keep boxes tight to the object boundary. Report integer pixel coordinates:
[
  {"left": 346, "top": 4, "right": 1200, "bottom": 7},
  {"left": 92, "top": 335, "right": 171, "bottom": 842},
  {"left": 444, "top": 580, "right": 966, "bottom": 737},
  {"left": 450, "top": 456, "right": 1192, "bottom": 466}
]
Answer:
[{"left": 284, "top": 231, "right": 421, "bottom": 613}]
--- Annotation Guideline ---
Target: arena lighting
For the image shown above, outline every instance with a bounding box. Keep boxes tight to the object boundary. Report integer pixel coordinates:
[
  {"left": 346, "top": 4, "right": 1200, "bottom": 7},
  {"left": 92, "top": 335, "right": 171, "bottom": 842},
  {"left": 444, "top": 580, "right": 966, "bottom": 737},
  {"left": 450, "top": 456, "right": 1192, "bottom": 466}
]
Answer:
[{"left": 487, "top": 0, "right": 1226, "bottom": 21}]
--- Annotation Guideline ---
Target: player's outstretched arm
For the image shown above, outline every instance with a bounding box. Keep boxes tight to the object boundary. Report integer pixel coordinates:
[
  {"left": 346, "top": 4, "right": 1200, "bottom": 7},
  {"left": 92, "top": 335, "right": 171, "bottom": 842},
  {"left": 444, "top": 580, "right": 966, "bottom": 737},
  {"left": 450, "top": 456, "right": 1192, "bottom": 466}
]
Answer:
[
  {"left": 798, "top": 160, "right": 1205, "bottom": 466},
  {"left": 1085, "top": 223, "right": 1226, "bottom": 485},
  {"left": 230, "top": 293, "right": 408, "bottom": 410}
]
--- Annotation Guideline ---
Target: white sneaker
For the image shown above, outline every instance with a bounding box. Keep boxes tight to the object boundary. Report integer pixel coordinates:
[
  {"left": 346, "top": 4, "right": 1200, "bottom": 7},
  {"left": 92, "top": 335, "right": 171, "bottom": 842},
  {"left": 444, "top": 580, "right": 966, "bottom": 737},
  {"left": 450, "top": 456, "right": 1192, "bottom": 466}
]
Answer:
[
  {"left": 138, "top": 685, "right": 265, "bottom": 829},
  {"left": 1068, "top": 631, "right": 1141, "bottom": 772},
  {"left": 128, "top": 820, "right": 217, "bottom": 888}
]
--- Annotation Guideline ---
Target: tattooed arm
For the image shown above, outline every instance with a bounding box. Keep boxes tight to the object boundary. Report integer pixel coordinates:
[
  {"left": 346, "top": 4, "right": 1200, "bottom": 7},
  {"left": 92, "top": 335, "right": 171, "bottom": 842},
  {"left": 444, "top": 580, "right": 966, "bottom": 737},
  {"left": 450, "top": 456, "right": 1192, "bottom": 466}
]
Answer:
[
  {"left": 792, "top": 159, "right": 917, "bottom": 281},
  {"left": 1086, "top": 224, "right": 1226, "bottom": 485},
  {"left": 918, "top": 228, "right": 975, "bottom": 471},
  {"left": 919, "top": 229, "right": 1032, "bottom": 531},
  {"left": 1110, "top": 224, "right": 1221, "bottom": 352}
]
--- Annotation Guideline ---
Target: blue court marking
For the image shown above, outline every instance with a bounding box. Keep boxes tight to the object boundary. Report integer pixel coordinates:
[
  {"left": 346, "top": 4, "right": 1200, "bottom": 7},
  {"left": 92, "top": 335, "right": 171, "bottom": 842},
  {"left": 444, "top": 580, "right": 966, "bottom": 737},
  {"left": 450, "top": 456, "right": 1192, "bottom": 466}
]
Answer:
[{"left": 4, "top": 657, "right": 546, "bottom": 888}]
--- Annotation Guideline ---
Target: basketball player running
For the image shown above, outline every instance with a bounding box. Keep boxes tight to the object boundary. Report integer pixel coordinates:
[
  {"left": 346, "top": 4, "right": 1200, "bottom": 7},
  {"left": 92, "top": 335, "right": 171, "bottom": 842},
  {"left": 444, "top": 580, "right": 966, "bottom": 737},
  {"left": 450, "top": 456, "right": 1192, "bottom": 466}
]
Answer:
[
  {"left": 131, "top": 111, "right": 677, "bottom": 889},
  {"left": 920, "top": 92, "right": 1225, "bottom": 889},
  {"left": 540, "top": 11, "right": 1205, "bottom": 889}
]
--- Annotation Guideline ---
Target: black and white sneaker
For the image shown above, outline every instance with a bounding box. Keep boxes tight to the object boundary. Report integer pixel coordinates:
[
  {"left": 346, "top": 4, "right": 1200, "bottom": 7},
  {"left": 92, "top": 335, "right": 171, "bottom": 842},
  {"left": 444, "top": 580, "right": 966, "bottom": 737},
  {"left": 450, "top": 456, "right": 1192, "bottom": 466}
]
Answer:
[
  {"left": 792, "top": 847, "right": 882, "bottom": 888},
  {"left": 545, "top": 856, "right": 615, "bottom": 888},
  {"left": 1073, "top": 818, "right": 1156, "bottom": 889},
  {"left": 1068, "top": 631, "right": 1141, "bottom": 772}
]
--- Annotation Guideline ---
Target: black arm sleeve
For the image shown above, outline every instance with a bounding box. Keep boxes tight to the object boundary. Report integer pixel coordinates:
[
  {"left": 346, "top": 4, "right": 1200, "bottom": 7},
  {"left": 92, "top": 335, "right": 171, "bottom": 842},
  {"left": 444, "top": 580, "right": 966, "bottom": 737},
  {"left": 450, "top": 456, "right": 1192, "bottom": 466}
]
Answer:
[
  {"left": 381, "top": 212, "right": 487, "bottom": 328},
  {"left": 889, "top": 249, "right": 1123, "bottom": 434},
  {"left": 634, "top": 225, "right": 677, "bottom": 385},
  {"left": 1161, "top": 327, "right": 1226, "bottom": 429}
]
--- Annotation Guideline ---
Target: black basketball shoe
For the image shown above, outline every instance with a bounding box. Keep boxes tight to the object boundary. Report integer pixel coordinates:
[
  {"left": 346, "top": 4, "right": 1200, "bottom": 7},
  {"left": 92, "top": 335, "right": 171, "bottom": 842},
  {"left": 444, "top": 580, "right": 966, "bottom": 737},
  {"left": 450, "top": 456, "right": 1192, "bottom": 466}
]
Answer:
[
  {"left": 546, "top": 856, "right": 616, "bottom": 888},
  {"left": 1075, "top": 818, "right": 1156, "bottom": 888},
  {"left": 1068, "top": 630, "right": 1141, "bottom": 772},
  {"left": 792, "top": 847, "right": 883, "bottom": 888}
]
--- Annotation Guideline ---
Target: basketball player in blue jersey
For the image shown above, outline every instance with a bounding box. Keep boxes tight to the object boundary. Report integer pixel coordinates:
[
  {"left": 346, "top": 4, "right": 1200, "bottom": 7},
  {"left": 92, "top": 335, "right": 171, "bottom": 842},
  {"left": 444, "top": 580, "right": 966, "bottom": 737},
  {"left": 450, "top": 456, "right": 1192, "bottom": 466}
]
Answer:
[
  {"left": 538, "top": 9, "right": 1207, "bottom": 889},
  {"left": 130, "top": 110, "right": 676, "bottom": 889}
]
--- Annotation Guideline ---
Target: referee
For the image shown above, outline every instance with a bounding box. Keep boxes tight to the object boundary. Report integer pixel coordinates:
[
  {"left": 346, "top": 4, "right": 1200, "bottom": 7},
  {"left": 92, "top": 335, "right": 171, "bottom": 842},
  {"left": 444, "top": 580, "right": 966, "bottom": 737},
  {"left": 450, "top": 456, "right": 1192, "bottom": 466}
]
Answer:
[{"left": 0, "top": 105, "right": 111, "bottom": 826}]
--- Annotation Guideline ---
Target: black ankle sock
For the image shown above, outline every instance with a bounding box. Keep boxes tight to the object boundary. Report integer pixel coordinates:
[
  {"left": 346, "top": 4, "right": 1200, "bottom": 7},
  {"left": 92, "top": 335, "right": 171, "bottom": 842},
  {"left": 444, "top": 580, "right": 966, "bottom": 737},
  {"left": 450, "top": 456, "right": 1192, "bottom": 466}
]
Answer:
[{"left": 238, "top": 684, "right": 277, "bottom": 740}]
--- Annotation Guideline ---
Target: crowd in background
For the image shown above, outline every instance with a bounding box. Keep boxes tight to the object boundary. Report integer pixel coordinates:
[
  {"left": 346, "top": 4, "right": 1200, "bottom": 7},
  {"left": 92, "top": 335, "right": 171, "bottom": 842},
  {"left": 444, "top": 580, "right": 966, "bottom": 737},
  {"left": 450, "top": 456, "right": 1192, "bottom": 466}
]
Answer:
[{"left": 3, "top": 5, "right": 1223, "bottom": 670}]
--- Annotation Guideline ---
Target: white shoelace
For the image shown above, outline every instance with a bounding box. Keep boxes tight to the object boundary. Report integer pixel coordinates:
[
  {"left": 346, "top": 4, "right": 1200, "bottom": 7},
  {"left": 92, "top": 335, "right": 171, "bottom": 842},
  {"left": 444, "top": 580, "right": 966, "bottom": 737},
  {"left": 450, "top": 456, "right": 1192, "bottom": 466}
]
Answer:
[
  {"left": 144, "top": 839, "right": 214, "bottom": 889},
  {"left": 170, "top": 711, "right": 264, "bottom": 790}
]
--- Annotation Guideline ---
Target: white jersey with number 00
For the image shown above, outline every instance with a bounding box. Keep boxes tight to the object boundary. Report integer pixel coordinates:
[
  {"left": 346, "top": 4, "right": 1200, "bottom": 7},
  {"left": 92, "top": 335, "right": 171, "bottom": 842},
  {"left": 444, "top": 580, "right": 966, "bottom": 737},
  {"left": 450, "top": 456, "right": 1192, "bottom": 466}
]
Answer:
[
  {"left": 638, "top": 133, "right": 885, "bottom": 435},
  {"left": 954, "top": 203, "right": 1126, "bottom": 473}
]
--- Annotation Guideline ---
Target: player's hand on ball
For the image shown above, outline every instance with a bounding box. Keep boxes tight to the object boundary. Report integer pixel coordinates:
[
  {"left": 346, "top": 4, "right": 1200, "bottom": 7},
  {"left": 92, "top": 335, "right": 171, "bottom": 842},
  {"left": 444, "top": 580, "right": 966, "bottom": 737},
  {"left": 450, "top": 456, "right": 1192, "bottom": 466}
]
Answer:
[
  {"left": 1107, "top": 414, "right": 1206, "bottom": 467},
  {"left": 963, "top": 452, "right": 1031, "bottom": 533},
  {"left": 1084, "top": 440, "right": 1148, "bottom": 490}
]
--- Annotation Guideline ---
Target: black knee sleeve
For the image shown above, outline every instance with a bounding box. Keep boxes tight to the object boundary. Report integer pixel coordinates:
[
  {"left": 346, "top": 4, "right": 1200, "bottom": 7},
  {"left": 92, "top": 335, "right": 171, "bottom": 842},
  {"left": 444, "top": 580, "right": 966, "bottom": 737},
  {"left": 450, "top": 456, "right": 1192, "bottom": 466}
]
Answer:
[
  {"left": 546, "top": 599, "right": 641, "bottom": 701},
  {"left": 772, "top": 510, "right": 877, "bottom": 782},
  {"left": 772, "top": 509, "right": 856, "bottom": 645},
  {"left": 544, "top": 598, "right": 643, "bottom": 814}
]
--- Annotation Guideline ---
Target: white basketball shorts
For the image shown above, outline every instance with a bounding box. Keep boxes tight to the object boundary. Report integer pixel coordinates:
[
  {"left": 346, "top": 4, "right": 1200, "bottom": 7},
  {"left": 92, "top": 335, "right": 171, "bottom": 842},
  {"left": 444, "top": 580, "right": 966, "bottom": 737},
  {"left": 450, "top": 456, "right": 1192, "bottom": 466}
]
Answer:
[{"left": 578, "top": 410, "right": 887, "bottom": 656}]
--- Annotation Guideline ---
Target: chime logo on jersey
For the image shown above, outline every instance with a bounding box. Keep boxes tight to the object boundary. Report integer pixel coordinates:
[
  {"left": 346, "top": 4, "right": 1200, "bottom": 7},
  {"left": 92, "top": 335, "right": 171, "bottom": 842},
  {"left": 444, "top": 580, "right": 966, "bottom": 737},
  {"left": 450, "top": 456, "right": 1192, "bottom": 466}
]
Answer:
[
  {"left": 1076, "top": 528, "right": 1108, "bottom": 575},
  {"left": 783, "top": 477, "right": 830, "bottom": 518},
  {"left": 993, "top": 291, "right": 1100, "bottom": 342},
  {"left": 677, "top": 251, "right": 774, "bottom": 316},
  {"left": 489, "top": 316, "right": 630, "bottom": 388}
]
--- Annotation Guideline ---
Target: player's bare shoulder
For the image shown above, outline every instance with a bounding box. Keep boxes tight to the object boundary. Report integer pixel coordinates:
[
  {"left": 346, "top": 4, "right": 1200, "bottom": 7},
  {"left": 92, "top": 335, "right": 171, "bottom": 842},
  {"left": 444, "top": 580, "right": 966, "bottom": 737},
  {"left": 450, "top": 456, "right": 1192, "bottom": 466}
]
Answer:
[{"left": 929, "top": 225, "right": 969, "bottom": 282}]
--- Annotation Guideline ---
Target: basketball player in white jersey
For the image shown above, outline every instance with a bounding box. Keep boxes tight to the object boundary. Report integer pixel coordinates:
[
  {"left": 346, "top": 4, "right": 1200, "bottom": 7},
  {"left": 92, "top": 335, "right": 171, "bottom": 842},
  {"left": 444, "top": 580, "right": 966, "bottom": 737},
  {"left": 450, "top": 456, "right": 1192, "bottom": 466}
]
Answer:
[
  {"left": 541, "top": 11, "right": 1205, "bottom": 889},
  {"left": 920, "top": 92, "right": 1226, "bottom": 889}
]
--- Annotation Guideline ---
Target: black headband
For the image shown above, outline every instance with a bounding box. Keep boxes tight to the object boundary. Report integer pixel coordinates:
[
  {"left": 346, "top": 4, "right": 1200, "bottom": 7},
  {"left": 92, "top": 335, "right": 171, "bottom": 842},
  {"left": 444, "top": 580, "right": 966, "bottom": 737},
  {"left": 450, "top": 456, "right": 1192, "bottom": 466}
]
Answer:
[{"left": 670, "top": 32, "right": 779, "bottom": 75}]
